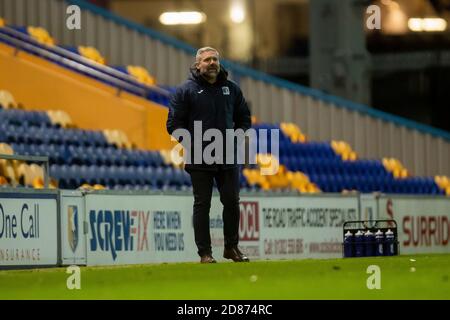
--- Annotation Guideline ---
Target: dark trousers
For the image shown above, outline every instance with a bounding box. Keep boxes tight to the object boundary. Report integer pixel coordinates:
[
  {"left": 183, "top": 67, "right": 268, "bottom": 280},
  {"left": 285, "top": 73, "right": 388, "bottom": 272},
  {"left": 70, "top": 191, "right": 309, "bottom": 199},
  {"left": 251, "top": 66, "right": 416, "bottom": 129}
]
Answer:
[{"left": 189, "top": 167, "right": 240, "bottom": 256}]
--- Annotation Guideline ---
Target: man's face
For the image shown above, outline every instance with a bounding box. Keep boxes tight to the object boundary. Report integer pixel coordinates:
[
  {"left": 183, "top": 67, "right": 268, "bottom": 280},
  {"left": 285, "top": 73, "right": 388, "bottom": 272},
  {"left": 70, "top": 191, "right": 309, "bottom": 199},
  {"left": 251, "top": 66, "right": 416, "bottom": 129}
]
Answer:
[{"left": 196, "top": 50, "right": 220, "bottom": 81}]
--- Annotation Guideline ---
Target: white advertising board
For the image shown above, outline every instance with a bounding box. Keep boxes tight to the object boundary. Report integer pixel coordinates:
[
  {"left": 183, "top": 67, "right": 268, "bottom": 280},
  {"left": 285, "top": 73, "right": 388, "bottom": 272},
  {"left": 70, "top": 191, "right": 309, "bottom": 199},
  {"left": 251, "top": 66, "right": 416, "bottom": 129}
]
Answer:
[
  {"left": 60, "top": 190, "right": 87, "bottom": 265},
  {"left": 359, "top": 194, "right": 378, "bottom": 222},
  {"left": 0, "top": 193, "right": 58, "bottom": 266},
  {"left": 209, "top": 197, "right": 262, "bottom": 261},
  {"left": 378, "top": 195, "right": 450, "bottom": 254},
  {"left": 85, "top": 194, "right": 196, "bottom": 265},
  {"left": 210, "top": 195, "right": 359, "bottom": 260},
  {"left": 258, "top": 195, "right": 358, "bottom": 259},
  {"left": 85, "top": 193, "right": 360, "bottom": 265}
]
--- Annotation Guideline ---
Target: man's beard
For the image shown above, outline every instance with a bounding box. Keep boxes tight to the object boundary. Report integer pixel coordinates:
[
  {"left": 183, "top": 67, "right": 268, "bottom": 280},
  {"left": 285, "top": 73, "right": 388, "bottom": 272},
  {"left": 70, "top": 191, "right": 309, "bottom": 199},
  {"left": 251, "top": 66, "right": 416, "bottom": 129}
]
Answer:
[{"left": 201, "top": 68, "right": 219, "bottom": 81}]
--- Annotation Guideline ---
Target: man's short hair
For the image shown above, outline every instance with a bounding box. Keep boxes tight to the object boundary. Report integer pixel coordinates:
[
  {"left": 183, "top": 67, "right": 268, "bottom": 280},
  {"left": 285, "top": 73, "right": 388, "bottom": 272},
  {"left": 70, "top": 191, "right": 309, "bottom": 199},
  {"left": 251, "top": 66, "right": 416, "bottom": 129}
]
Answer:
[{"left": 195, "top": 47, "right": 219, "bottom": 63}]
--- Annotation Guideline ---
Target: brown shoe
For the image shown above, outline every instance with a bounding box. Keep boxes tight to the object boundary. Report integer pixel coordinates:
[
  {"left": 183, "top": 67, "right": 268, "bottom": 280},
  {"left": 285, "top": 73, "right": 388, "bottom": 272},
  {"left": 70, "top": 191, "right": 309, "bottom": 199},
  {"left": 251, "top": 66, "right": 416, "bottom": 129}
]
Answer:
[
  {"left": 200, "top": 254, "right": 217, "bottom": 264},
  {"left": 223, "top": 247, "right": 250, "bottom": 262}
]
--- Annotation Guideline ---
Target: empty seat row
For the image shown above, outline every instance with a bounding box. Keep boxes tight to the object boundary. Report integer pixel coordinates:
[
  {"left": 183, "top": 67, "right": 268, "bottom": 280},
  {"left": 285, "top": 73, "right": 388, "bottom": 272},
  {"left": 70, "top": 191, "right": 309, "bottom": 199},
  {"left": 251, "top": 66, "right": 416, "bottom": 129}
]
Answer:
[
  {"left": 280, "top": 156, "right": 388, "bottom": 177},
  {"left": 310, "top": 174, "right": 443, "bottom": 195},
  {"left": 51, "top": 164, "right": 191, "bottom": 189},
  {"left": 0, "top": 108, "right": 52, "bottom": 127},
  {"left": 3, "top": 125, "right": 109, "bottom": 147},
  {"left": 110, "top": 184, "right": 193, "bottom": 192},
  {"left": 10, "top": 143, "right": 166, "bottom": 167},
  {"left": 279, "top": 141, "right": 339, "bottom": 159},
  {"left": 65, "top": 146, "right": 165, "bottom": 167}
]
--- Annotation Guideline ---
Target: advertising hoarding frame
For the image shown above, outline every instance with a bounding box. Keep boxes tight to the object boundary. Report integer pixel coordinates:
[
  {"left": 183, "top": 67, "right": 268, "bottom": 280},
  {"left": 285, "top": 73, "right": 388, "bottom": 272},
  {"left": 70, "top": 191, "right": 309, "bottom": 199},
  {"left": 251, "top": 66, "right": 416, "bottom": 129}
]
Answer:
[
  {"left": 0, "top": 188, "right": 59, "bottom": 270},
  {"left": 2, "top": 187, "right": 449, "bottom": 269},
  {"left": 375, "top": 193, "right": 450, "bottom": 254},
  {"left": 59, "top": 190, "right": 87, "bottom": 266}
]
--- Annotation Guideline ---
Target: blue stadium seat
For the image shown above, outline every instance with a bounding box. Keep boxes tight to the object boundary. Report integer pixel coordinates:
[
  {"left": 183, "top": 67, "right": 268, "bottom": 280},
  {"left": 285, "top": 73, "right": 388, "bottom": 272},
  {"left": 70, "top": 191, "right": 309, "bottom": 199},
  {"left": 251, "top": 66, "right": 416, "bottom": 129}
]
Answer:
[
  {"left": 172, "top": 168, "right": 184, "bottom": 187},
  {"left": 182, "top": 171, "right": 191, "bottom": 186},
  {"left": 154, "top": 167, "right": 165, "bottom": 187},
  {"left": 134, "top": 166, "right": 147, "bottom": 185},
  {"left": 103, "top": 165, "right": 117, "bottom": 186},
  {"left": 164, "top": 167, "right": 176, "bottom": 187},
  {"left": 50, "top": 164, "right": 64, "bottom": 180},
  {"left": 143, "top": 166, "right": 155, "bottom": 186}
]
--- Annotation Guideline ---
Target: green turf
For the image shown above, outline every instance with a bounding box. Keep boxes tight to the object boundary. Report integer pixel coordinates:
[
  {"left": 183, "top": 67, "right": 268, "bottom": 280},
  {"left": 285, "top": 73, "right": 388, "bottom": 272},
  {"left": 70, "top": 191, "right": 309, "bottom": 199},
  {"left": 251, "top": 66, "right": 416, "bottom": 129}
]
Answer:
[{"left": 1, "top": 254, "right": 449, "bottom": 300}]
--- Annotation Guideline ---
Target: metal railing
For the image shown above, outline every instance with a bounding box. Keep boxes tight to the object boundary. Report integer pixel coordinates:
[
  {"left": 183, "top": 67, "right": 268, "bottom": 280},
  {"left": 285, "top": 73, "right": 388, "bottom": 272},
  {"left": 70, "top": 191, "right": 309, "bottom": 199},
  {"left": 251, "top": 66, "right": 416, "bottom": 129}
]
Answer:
[
  {"left": 0, "top": 153, "right": 50, "bottom": 189},
  {"left": 0, "top": 25, "right": 170, "bottom": 99}
]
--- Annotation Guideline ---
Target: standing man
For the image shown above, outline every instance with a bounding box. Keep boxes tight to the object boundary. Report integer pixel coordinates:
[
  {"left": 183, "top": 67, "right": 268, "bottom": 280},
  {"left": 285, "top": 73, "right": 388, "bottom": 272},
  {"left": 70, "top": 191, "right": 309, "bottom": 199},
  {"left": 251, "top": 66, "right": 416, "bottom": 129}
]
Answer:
[{"left": 166, "top": 47, "right": 251, "bottom": 263}]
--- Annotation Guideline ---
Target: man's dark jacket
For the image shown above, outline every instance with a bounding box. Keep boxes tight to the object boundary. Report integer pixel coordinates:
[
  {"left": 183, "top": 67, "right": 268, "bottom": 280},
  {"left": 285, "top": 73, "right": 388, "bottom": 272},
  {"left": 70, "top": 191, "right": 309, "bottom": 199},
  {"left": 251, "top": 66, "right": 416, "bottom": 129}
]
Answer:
[{"left": 166, "top": 67, "right": 251, "bottom": 171}]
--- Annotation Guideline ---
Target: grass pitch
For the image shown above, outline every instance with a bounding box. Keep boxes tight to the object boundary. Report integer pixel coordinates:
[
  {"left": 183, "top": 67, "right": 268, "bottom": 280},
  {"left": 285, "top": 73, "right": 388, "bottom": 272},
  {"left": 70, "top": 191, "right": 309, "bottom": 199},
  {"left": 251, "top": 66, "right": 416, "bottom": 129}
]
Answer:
[{"left": 1, "top": 254, "right": 449, "bottom": 300}]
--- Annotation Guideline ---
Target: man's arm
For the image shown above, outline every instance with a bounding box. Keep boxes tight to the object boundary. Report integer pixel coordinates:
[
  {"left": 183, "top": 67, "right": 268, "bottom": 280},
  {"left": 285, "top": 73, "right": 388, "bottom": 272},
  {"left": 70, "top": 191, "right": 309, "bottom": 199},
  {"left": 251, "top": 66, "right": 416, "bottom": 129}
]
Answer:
[
  {"left": 233, "top": 87, "right": 251, "bottom": 132},
  {"left": 166, "top": 86, "right": 189, "bottom": 135}
]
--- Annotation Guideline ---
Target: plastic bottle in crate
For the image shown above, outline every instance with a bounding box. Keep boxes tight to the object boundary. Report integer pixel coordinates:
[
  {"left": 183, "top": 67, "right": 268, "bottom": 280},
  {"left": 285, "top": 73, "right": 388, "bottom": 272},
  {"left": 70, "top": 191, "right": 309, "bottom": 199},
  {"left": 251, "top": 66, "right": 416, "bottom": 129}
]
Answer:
[
  {"left": 384, "top": 229, "right": 395, "bottom": 256},
  {"left": 354, "top": 230, "right": 365, "bottom": 257},
  {"left": 375, "top": 229, "right": 384, "bottom": 256},
  {"left": 344, "top": 230, "right": 354, "bottom": 257},
  {"left": 364, "top": 230, "right": 375, "bottom": 257}
]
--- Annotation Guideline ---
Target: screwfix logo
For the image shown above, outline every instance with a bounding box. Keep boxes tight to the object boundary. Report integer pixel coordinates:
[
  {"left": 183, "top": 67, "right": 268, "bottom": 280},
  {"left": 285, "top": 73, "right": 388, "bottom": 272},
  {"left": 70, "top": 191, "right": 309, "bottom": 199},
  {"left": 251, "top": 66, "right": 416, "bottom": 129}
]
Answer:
[{"left": 89, "top": 210, "right": 150, "bottom": 260}]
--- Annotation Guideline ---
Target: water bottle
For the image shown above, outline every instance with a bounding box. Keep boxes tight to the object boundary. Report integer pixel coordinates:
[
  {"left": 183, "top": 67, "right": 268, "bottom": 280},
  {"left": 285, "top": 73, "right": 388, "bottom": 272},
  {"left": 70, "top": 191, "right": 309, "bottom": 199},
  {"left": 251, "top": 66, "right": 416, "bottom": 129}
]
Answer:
[
  {"left": 344, "top": 230, "right": 354, "bottom": 258},
  {"left": 364, "top": 230, "right": 375, "bottom": 257},
  {"left": 354, "top": 230, "right": 365, "bottom": 257},
  {"left": 384, "top": 229, "right": 395, "bottom": 256},
  {"left": 375, "top": 229, "right": 384, "bottom": 256}
]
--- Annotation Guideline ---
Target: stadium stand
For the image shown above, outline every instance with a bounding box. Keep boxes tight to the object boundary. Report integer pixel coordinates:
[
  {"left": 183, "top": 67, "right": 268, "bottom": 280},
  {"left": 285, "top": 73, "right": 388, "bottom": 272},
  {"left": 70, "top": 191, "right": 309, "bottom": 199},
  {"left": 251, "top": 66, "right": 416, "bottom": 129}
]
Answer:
[
  {"left": 0, "top": 21, "right": 169, "bottom": 105},
  {"left": 115, "top": 65, "right": 157, "bottom": 86},
  {"left": 0, "top": 91, "right": 190, "bottom": 191},
  {"left": 1, "top": 89, "right": 448, "bottom": 196},
  {"left": 251, "top": 122, "right": 446, "bottom": 195},
  {"left": 0, "top": 10, "right": 448, "bottom": 197},
  {"left": 76, "top": 46, "right": 106, "bottom": 65}
]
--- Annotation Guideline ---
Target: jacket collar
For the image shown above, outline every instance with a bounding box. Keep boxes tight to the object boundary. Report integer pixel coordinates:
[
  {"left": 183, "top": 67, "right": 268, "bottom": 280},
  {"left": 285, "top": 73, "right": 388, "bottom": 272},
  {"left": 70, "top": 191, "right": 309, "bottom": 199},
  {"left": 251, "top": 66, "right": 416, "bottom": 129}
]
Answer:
[{"left": 189, "top": 66, "right": 228, "bottom": 86}]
